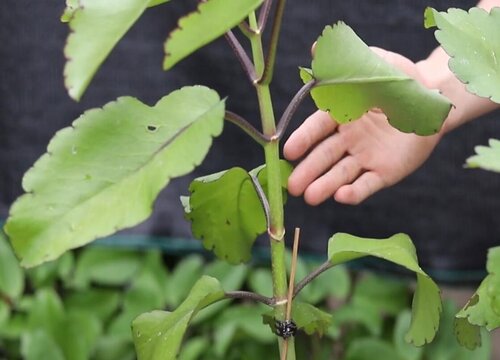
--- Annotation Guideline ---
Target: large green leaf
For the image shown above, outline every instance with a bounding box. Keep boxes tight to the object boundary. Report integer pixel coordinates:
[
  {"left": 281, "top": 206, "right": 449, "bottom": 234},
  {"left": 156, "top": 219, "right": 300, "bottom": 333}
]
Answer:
[
  {"left": 132, "top": 276, "right": 225, "bottom": 360},
  {"left": 163, "top": 0, "right": 263, "bottom": 69},
  {"left": 328, "top": 233, "right": 442, "bottom": 346},
  {"left": 185, "top": 161, "right": 291, "bottom": 264},
  {"left": 424, "top": 7, "right": 500, "bottom": 103},
  {"left": 0, "top": 230, "right": 24, "bottom": 300},
  {"left": 466, "top": 139, "right": 500, "bottom": 173},
  {"left": 64, "top": 0, "right": 170, "bottom": 100},
  {"left": 5, "top": 86, "right": 224, "bottom": 267},
  {"left": 302, "top": 22, "right": 451, "bottom": 135}
]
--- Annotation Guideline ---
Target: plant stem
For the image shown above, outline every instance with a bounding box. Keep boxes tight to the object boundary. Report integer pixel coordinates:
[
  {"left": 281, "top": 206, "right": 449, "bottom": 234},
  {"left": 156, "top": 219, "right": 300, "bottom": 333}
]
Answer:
[
  {"left": 225, "top": 111, "right": 269, "bottom": 145},
  {"left": 224, "top": 31, "right": 257, "bottom": 83},
  {"left": 248, "top": 11, "right": 295, "bottom": 360},
  {"left": 276, "top": 80, "right": 316, "bottom": 139},
  {"left": 259, "top": 0, "right": 286, "bottom": 85},
  {"left": 225, "top": 291, "right": 274, "bottom": 306},
  {"left": 293, "top": 261, "right": 334, "bottom": 298},
  {"left": 258, "top": 0, "right": 273, "bottom": 33},
  {"left": 249, "top": 173, "right": 271, "bottom": 230}
]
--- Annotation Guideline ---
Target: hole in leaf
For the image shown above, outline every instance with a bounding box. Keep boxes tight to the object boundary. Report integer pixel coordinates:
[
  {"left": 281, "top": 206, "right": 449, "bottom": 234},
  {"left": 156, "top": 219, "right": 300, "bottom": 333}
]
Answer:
[{"left": 147, "top": 125, "right": 158, "bottom": 132}]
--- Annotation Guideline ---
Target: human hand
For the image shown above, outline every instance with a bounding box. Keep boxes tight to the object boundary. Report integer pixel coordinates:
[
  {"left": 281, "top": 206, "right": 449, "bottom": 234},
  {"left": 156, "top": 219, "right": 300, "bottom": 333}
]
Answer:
[{"left": 283, "top": 48, "right": 443, "bottom": 206}]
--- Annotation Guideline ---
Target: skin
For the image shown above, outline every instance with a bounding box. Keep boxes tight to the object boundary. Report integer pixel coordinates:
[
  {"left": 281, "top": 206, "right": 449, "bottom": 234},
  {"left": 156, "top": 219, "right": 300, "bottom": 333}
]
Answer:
[{"left": 284, "top": 0, "right": 500, "bottom": 206}]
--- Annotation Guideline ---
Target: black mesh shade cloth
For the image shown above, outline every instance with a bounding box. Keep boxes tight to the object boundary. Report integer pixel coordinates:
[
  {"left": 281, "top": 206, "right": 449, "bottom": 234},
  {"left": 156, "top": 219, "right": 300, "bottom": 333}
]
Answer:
[{"left": 1, "top": 0, "right": 498, "bottom": 282}]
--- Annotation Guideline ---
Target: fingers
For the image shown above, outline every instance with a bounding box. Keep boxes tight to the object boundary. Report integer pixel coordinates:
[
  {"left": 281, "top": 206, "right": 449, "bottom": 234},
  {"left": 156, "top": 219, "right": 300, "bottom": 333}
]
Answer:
[
  {"left": 287, "top": 131, "right": 347, "bottom": 197},
  {"left": 334, "top": 171, "right": 386, "bottom": 205},
  {"left": 304, "top": 156, "right": 362, "bottom": 205},
  {"left": 283, "top": 110, "right": 337, "bottom": 161}
]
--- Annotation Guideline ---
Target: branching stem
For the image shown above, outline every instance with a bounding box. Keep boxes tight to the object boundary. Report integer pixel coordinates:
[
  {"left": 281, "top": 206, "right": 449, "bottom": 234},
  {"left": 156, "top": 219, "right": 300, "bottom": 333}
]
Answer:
[
  {"left": 276, "top": 80, "right": 316, "bottom": 139},
  {"left": 249, "top": 173, "right": 271, "bottom": 230},
  {"left": 293, "top": 261, "right": 334, "bottom": 298},
  {"left": 225, "top": 111, "right": 269, "bottom": 145},
  {"left": 258, "top": 0, "right": 286, "bottom": 84},
  {"left": 258, "top": 0, "right": 273, "bottom": 33},
  {"left": 224, "top": 31, "right": 258, "bottom": 83},
  {"left": 225, "top": 291, "right": 274, "bottom": 306}
]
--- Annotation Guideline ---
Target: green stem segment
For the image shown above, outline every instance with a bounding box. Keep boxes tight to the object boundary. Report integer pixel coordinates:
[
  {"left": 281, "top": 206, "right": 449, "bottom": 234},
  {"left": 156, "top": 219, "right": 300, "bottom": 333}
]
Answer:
[{"left": 248, "top": 10, "right": 295, "bottom": 360}]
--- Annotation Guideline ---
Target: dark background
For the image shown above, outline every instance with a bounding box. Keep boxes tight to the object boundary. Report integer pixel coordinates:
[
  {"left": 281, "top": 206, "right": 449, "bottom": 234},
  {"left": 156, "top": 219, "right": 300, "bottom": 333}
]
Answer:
[{"left": 1, "top": 0, "right": 498, "bottom": 279}]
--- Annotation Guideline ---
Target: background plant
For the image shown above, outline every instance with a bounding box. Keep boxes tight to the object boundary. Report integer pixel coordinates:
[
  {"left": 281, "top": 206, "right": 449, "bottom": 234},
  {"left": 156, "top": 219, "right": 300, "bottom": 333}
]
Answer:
[
  {"left": 2, "top": 0, "right": 460, "bottom": 358},
  {"left": 424, "top": 6, "right": 500, "bottom": 350}
]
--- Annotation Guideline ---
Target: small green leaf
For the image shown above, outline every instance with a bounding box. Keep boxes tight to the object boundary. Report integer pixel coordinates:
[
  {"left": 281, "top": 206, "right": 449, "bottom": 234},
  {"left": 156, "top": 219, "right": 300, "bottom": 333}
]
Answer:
[
  {"left": 0, "top": 301, "right": 9, "bottom": 327},
  {"left": 0, "top": 230, "right": 24, "bottom": 300},
  {"left": 303, "top": 22, "right": 451, "bottom": 135},
  {"left": 328, "top": 233, "right": 442, "bottom": 346},
  {"left": 186, "top": 161, "right": 291, "bottom": 264},
  {"left": 187, "top": 168, "right": 266, "bottom": 264},
  {"left": 72, "top": 248, "right": 143, "bottom": 288},
  {"left": 64, "top": 0, "right": 161, "bottom": 100},
  {"left": 56, "top": 311, "right": 103, "bottom": 360},
  {"left": 132, "top": 276, "right": 225, "bottom": 360},
  {"left": 27, "top": 289, "right": 65, "bottom": 337},
  {"left": 291, "top": 302, "right": 332, "bottom": 336},
  {"left": 346, "top": 338, "right": 405, "bottom": 360},
  {"left": 424, "top": 7, "right": 500, "bottom": 102},
  {"left": 466, "top": 139, "right": 500, "bottom": 173},
  {"left": 6, "top": 86, "right": 225, "bottom": 267},
  {"left": 216, "top": 305, "right": 275, "bottom": 344},
  {"left": 94, "top": 336, "right": 136, "bottom": 360},
  {"left": 163, "top": 0, "right": 264, "bottom": 69}
]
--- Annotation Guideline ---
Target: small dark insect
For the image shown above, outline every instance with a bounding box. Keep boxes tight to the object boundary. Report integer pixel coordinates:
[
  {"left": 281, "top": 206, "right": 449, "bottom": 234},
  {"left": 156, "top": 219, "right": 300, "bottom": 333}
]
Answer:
[{"left": 275, "top": 319, "right": 297, "bottom": 339}]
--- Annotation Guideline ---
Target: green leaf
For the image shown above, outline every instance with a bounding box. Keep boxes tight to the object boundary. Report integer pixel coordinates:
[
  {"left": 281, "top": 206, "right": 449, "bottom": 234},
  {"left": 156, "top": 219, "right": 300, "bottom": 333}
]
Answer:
[
  {"left": 0, "top": 301, "right": 9, "bottom": 327},
  {"left": 132, "top": 275, "right": 225, "bottom": 360},
  {"left": 328, "top": 233, "right": 442, "bottom": 346},
  {"left": 164, "top": 255, "right": 204, "bottom": 308},
  {"left": 456, "top": 247, "right": 500, "bottom": 341},
  {"left": 163, "top": 0, "right": 264, "bottom": 69},
  {"left": 94, "top": 336, "right": 136, "bottom": 360},
  {"left": 72, "top": 248, "right": 143, "bottom": 288},
  {"left": 393, "top": 311, "right": 423, "bottom": 360},
  {"left": 186, "top": 161, "right": 291, "bottom": 264},
  {"left": 193, "top": 260, "right": 248, "bottom": 323},
  {"left": 64, "top": 289, "right": 121, "bottom": 321},
  {"left": 333, "top": 303, "right": 383, "bottom": 336},
  {"left": 55, "top": 311, "right": 102, "bottom": 360},
  {"left": 21, "top": 330, "right": 65, "bottom": 360},
  {"left": 298, "top": 263, "right": 350, "bottom": 304},
  {"left": 291, "top": 302, "right": 332, "bottom": 336},
  {"left": 187, "top": 168, "right": 266, "bottom": 264},
  {"left": 346, "top": 338, "right": 405, "bottom": 360},
  {"left": 27, "top": 252, "right": 74, "bottom": 289},
  {"left": 6, "top": 86, "right": 225, "bottom": 267},
  {"left": 351, "top": 274, "right": 409, "bottom": 316},
  {"left": 454, "top": 317, "right": 481, "bottom": 351},
  {"left": 248, "top": 268, "right": 273, "bottom": 297},
  {"left": 27, "top": 289, "right": 65, "bottom": 337},
  {"left": 61, "top": 0, "right": 79, "bottom": 22},
  {"left": 303, "top": 22, "right": 451, "bottom": 135},
  {"left": 64, "top": 0, "right": 160, "bottom": 100},
  {"left": 217, "top": 305, "right": 275, "bottom": 344},
  {"left": 424, "top": 7, "right": 500, "bottom": 103},
  {"left": 466, "top": 139, "right": 500, "bottom": 173},
  {"left": 178, "top": 337, "right": 210, "bottom": 360},
  {"left": 0, "top": 230, "right": 24, "bottom": 300}
]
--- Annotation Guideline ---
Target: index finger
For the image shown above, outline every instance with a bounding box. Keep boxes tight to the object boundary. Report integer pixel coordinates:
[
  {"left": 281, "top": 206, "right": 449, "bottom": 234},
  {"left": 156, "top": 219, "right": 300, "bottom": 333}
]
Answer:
[{"left": 283, "top": 110, "right": 338, "bottom": 160}]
